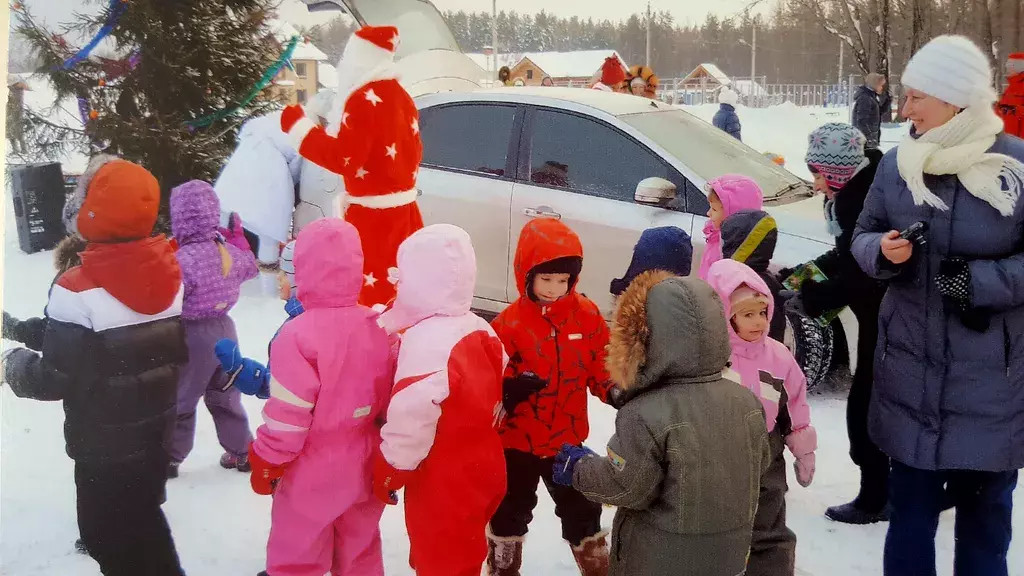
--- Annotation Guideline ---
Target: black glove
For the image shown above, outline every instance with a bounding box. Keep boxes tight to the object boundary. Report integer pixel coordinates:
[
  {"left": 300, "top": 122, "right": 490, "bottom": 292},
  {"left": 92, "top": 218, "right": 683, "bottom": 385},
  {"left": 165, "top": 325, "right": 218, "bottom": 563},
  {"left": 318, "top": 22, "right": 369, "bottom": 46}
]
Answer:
[
  {"left": 502, "top": 372, "right": 548, "bottom": 414},
  {"left": 776, "top": 267, "right": 796, "bottom": 284},
  {"left": 936, "top": 257, "right": 989, "bottom": 332},
  {"left": 2, "top": 311, "right": 17, "bottom": 341}
]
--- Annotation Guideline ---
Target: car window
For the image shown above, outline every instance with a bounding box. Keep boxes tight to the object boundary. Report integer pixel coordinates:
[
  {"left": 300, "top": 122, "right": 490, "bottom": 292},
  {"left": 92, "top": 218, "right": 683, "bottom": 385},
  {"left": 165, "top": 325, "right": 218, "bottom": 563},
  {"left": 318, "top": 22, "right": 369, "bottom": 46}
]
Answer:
[
  {"left": 419, "top": 104, "right": 517, "bottom": 178},
  {"left": 526, "top": 109, "right": 673, "bottom": 203}
]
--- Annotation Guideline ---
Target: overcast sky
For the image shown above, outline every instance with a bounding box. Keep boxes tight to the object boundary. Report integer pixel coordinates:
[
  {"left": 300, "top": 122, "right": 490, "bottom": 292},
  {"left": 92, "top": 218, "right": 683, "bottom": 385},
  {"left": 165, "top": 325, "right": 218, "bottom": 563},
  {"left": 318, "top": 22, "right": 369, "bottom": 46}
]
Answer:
[{"left": 22, "top": 0, "right": 775, "bottom": 30}]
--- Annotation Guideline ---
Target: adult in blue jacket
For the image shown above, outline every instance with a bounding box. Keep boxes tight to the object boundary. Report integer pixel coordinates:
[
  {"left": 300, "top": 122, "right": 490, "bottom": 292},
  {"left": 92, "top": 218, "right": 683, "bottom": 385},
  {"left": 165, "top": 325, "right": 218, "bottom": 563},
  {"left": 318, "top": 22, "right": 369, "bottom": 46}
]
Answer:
[
  {"left": 713, "top": 87, "right": 741, "bottom": 141},
  {"left": 852, "top": 35, "right": 1024, "bottom": 576}
]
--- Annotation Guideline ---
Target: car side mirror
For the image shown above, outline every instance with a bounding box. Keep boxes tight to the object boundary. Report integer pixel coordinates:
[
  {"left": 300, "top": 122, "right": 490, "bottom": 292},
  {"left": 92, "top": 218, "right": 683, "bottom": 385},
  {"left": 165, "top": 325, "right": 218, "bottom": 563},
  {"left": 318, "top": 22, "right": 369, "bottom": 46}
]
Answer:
[{"left": 635, "top": 177, "right": 677, "bottom": 207}]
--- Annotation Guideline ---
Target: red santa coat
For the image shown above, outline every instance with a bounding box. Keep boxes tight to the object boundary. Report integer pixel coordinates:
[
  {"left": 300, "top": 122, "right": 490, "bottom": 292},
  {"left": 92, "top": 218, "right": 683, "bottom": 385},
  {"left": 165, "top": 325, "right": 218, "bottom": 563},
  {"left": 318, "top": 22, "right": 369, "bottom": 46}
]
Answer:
[
  {"left": 998, "top": 73, "right": 1024, "bottom": 140},
  {"left": 281, "top": 77, "right": 424, "bottom": 307}
]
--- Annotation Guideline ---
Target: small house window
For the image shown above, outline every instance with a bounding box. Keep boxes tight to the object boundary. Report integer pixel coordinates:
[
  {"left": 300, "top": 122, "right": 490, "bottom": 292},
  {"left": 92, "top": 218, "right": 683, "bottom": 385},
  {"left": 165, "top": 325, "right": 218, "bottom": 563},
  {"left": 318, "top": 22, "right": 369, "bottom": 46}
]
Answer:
[
  {"left": 296, "top": 90, "right": 307, "bottom": 104},
  {"left": 295, "top": 63, "right": 307, "bottom": 78},
  {"left": 526, "top": 69, "right": 534, "bottom": 80}
]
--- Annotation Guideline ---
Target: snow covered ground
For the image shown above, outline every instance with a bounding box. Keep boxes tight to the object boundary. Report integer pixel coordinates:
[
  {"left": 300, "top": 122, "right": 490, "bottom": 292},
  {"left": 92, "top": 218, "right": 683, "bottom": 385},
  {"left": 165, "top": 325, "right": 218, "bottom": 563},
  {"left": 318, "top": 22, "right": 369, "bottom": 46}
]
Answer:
[{"left": 2, "top": 105, "right": 1021, "bottom": 576}]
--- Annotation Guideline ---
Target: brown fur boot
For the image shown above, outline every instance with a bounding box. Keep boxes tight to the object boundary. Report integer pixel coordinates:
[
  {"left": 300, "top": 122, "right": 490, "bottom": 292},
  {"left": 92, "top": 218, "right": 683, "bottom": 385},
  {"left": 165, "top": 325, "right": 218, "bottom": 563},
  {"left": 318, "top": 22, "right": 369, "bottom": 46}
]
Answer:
[
  {"left": 486, "top": 531, "right": 524, "bottom": 576},
  {"left": 571, "top": 531, "right": 610, "bottom": 576}
]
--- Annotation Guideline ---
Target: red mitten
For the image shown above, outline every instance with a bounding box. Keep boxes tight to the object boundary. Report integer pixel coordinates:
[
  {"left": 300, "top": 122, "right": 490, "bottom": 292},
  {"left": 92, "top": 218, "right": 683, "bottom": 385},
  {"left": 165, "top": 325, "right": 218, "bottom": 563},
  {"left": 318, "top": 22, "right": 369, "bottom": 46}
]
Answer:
[
  {"left": 248, "top": 445, "right": 287, "bottom": 496},
  {"left": 280, "top": 105, "right": 306, "bottom": 133},
  {"left": 372, "top": 450, "right": 410, "bottom": 506}
]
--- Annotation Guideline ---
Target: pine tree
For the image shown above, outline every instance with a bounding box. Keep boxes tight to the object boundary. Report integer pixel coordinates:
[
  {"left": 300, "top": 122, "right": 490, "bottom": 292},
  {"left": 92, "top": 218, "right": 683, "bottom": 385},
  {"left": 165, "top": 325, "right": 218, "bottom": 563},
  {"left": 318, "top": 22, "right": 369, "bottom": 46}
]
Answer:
[{"left": 13, "top": 0, "right": 281, "bottom": 216}]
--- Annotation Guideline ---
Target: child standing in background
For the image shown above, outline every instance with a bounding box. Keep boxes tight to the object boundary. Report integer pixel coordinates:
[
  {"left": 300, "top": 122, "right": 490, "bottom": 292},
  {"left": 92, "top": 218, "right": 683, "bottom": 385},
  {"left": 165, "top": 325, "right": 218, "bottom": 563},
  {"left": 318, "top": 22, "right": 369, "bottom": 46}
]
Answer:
[
  {"left": 488, "top": 218, "right": 620, "bottom": 576},
  {"left": 706, "top": 259, "right": 818, "bottom": 576},
  {"left": 609, "top": 226, "right": 693, "bottom": 297},
  {"left": 168, "top": 180, "right": 258, "bottom": 478},
  {"left": 373, "top": 224, "right": 507, "bottom": 576},
  {"left": 249, "top": 218, "right": 393, "bottom": 576},
  {"left": 215, "top": 240, "right": 303, "bottom": 400},
  {"left": 697, "top": 174, "right": 763, "bottom": 280},
  {"left": 721, "top": 210, "right": 787, "bottom": 342}
]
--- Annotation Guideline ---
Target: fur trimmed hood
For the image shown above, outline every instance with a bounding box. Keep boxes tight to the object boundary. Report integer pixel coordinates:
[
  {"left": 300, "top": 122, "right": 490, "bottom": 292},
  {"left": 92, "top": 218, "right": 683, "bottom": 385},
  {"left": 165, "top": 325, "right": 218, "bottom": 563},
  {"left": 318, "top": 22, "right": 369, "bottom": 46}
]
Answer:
[
  {"left": 54, "top": 235, "right": 87, "bottom": 275},
  {"left": 608, "top": 270, "right": 732, "bottom": 394}
]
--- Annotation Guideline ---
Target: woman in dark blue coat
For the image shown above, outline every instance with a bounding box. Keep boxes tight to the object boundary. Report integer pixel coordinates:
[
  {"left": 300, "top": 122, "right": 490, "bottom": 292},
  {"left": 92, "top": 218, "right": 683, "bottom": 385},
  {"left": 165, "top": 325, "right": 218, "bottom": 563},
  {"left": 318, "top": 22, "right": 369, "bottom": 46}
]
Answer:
[{"left": 852, "top": 35, "right": 1024, "bottom": 576}]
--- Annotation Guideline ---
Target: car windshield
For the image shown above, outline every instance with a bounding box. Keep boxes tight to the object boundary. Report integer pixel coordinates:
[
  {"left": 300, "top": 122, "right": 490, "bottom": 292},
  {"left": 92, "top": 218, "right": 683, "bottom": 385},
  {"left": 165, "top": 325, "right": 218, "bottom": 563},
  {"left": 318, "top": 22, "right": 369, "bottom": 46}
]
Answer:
[
  {"left": 621, "top": 108, "right": 804, "bottom": 198},
  {"left": 343, "top": 0, "right": 461, "bottom": 59}
]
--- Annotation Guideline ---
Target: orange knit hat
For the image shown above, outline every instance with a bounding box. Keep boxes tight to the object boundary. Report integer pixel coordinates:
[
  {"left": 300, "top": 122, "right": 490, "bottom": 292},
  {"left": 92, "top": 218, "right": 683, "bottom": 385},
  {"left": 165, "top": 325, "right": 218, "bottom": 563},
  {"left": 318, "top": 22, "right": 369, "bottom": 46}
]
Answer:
[
  {"left": 64, "top": 155, "right": 160, "bottom": 242},
  {"left": 601, "top": 56, "right": 626, "bottom": 86}
]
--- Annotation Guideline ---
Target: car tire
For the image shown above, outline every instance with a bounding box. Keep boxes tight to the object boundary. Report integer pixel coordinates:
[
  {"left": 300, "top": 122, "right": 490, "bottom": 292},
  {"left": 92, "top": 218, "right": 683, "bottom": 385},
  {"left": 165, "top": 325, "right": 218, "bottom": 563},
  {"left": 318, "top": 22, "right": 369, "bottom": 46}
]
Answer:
[{"left": 783, "top": 310, "right": 834, "bottom": 392}]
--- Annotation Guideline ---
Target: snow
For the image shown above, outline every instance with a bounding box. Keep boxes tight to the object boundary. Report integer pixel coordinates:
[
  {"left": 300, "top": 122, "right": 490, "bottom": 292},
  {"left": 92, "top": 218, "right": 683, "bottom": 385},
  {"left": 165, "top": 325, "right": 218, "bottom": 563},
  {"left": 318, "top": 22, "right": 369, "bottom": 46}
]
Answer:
[
  {"left": 1, "top": 110, "right": 1019, "bottom": 576},
  {"left": 679, "top": 101, "right": 908, "bottom": 180},
  {"left": 270, "top": 19, "right": 330, "bottom": 62}
]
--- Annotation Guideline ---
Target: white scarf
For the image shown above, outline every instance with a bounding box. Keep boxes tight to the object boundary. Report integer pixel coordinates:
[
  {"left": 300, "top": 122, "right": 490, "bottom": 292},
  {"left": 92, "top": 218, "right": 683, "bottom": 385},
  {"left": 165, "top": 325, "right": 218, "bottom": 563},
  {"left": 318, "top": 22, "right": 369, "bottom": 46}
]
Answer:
[{"left": 897, "top": 101, "right": 1024, "bottom": 217}]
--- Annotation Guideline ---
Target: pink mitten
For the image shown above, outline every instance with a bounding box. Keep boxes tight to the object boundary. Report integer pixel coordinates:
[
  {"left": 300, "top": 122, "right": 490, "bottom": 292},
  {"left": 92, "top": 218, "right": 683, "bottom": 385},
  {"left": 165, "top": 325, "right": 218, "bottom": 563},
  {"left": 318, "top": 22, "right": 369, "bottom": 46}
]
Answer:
[
  {"left": 793, "top": 453, "right": 816, "bottom": 487},
  {"left": 785, "top": 426, "right": 818, "bottom": 488},
  {"left": 218, "top": 212, "right": 251, "bottom": 252}
]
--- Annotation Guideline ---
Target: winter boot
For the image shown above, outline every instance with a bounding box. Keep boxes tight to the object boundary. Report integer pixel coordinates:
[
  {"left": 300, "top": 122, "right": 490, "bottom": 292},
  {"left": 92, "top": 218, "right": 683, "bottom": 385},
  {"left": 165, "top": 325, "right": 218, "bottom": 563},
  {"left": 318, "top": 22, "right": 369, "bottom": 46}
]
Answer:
[
  {"left": 220, "top": 452, "right": 251, "bottom": 472},
  {"left": 486, "top": 531, "right": 524, "bottom": 576},
  {"left": 167, "top": 461, "right": 180, "bottom": 479},
  {"left": 571, "top": 531, "right": 610, "bottom": 576},
  {"left": 826, "top": 463, "right": 889, "bottom": 524},
  {"left": 825, "top": 501, "right": 892, "bottom": 524},
  {"left": 74, "top": 538, "right": 89, "bottom": 555}
]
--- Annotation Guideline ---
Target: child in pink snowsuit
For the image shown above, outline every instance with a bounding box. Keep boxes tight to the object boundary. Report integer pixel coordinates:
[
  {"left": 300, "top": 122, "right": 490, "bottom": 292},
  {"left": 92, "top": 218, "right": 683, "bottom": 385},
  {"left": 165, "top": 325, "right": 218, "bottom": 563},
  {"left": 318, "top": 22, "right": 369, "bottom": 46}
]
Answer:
[
  {"left": 697, "top": 174, "right": 764, "bottom": 280},
  {"left": 706, "top": 259, "right": 817, "bottom": 576},
  {"left": 248, "top": 218, "right": 393, "bottom": 576}
]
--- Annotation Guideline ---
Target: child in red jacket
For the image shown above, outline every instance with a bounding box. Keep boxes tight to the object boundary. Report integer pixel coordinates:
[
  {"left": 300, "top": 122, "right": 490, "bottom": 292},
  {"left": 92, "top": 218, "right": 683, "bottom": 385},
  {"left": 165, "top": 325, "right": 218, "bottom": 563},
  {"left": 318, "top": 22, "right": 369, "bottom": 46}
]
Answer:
[
  {"left": 487, "top": 218, "right": 619, "bottom": 576},
  {"left": 997, "top": 53, "right": 1024, "bottom": 139}
]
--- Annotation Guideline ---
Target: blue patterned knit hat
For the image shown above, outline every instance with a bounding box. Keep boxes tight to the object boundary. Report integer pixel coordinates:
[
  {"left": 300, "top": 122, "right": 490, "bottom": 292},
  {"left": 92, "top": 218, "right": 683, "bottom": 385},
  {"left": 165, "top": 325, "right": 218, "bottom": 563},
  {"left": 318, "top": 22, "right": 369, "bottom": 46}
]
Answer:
[{"left": 805, "top": 123, "right": 868, "bottom": 191}]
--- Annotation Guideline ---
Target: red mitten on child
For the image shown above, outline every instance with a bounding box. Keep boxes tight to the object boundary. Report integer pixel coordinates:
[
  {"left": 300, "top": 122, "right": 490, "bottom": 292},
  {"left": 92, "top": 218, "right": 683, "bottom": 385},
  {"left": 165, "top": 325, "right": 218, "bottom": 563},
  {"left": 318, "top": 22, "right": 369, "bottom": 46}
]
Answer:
[
  {"left": 785, "top": 426, "right": 817, "bottom": 488},
  {"left": 372, "top": 450, "right": 410, "bottom": 506},
  {"left": 248, "top": 445, "right": 287, "bottom": 496}
]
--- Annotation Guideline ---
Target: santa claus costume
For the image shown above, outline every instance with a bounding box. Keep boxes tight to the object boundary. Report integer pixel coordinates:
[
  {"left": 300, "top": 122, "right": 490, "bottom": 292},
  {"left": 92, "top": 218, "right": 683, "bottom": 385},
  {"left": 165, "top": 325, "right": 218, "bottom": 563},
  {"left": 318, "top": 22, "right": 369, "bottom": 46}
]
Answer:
[{"left": 281, "top": 25, "right": 424, "bottom": 308}]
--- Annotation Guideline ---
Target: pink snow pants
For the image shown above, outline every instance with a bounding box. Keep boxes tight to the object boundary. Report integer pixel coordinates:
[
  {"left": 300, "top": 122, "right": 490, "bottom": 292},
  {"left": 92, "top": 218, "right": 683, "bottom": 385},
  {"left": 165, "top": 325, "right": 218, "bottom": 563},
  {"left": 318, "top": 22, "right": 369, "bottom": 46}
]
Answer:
[{"left": 265, "top": 430, "right": 385, "bottom": 576}]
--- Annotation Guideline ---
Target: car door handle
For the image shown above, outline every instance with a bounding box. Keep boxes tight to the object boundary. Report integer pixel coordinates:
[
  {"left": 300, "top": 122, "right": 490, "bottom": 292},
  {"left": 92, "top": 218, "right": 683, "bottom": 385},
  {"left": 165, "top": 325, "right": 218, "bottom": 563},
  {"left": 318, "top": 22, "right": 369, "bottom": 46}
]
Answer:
[{"left": 523, "top": 207, "right": 561, "bottom": 220}]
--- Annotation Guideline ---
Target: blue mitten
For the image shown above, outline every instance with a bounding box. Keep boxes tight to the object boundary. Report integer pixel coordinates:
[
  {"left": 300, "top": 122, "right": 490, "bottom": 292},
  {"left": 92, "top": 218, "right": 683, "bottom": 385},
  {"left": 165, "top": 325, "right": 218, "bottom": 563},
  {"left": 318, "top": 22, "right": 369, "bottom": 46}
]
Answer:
[
  {"left": 214, "top": 339, "right": 270, "bottom": 399},
  {"left": 553, "top": 444, "right": 597, "bottom": 486}
]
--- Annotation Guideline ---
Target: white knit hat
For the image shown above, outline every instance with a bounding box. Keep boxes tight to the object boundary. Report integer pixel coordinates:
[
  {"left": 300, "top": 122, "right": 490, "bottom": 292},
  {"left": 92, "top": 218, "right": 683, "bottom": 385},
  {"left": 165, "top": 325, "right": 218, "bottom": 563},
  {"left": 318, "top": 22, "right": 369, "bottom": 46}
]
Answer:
[
  {"left": 719, "top": 87, "right": 738, "bottom": 106},
  {"left": 901, "top": 35, "right": 994, "bottom": 108}
]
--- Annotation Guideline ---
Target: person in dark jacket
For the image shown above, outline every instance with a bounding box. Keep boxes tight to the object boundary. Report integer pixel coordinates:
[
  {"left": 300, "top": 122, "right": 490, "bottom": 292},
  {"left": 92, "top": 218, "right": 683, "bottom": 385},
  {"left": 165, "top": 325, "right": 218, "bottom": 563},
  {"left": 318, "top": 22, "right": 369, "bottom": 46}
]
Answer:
[
  {"left": 610, "top": 226, "right": 693, "bottom": 297},
  {"left": 790, "top": 123, "right": 890, "bottom": 524},
  {"left": 713, "top": 87, "right": 742, "bottom": 140},
  {"left": 852, "top": 35, "right": 1024, "bottom": 576},
  {"left": 721, "top": 210, "right": 786, "bottom": 342},
  {"left": 852, "top": 73, "right": 884, "bottom": 150},
  {"left": 553, "top": 272, "right": 770, "bottom": 576},
  {"left": 878, "top": 88, "right": 893, "bottom": 123},
  {"left": 1, "top": 155, "right": 187, "bottom": 576}
]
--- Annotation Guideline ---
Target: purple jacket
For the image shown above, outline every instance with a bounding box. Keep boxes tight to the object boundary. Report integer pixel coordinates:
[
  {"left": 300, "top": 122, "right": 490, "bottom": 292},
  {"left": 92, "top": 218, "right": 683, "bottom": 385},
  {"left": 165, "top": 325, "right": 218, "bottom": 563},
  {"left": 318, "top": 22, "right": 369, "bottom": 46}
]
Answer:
[{"left": 170, "top": 180, "right": 257, "bottom": 320}]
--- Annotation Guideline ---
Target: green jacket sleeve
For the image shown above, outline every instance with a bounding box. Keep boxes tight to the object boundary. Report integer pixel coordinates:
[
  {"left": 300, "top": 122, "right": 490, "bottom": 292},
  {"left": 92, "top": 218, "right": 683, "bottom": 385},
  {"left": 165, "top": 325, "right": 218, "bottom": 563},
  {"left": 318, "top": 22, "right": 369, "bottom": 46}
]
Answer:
[{"left": 571, "top": 404, "right": 664, "bottom": 510}]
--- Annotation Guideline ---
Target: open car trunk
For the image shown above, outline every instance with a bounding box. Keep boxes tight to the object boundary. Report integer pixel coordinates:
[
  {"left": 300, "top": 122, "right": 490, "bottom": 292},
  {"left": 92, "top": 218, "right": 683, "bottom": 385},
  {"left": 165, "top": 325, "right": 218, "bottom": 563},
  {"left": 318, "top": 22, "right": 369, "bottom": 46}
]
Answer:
[{"left": 300, "top": 0, "right": 487, "bottom": 96}]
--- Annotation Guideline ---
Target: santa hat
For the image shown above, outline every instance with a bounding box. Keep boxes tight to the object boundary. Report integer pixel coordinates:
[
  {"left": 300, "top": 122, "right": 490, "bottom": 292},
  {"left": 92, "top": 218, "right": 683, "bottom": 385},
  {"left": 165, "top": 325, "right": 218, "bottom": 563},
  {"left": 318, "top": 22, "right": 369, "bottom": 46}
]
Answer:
[
  {"left": 600, "top": 56, "right": 626, "bottom": 87},
  {"left": 63, "top": 154, "right": 160, "bottom": 242},
  {"left": 1007, "top": 53, "right": 1024, "bottom": 78},
  {"left": 336, "top": 25, "right": 400, "bottom": 89},
  {"left": 901, "top": 35, "right": 994, "bottom": 108}
]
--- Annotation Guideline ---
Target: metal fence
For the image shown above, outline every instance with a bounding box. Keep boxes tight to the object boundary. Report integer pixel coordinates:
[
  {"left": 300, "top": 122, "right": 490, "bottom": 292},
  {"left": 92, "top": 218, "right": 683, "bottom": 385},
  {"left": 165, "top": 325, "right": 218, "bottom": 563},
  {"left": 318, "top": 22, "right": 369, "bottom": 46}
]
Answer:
[{"left": 655, "top": 75, "right": 878, "bottom": 109}]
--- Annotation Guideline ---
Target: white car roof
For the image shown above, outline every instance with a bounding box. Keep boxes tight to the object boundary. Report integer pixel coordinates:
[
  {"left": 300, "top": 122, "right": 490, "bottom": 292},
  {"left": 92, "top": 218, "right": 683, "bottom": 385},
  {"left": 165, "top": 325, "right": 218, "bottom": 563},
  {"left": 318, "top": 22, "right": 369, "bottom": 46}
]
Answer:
[{"left": 417, "top": 87, "right": 668, "bottom": 118}]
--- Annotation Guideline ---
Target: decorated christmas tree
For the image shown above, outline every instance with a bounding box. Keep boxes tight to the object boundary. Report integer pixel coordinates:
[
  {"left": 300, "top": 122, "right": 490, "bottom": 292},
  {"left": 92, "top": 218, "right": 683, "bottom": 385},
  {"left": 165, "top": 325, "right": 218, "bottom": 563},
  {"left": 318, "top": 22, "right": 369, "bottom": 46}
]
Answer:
[{"left": 12, "top": 0, "right": 292, "bottom": 215}]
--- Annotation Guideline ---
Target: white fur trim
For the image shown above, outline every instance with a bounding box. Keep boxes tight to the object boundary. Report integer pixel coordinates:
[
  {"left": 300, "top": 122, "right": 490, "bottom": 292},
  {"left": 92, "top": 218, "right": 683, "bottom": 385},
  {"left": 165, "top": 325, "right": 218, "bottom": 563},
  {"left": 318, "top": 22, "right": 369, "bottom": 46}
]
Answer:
[
  {"left": 486, "top": 524, "right": 525, "bottom": 543},
  {"left": 572, "top": 530, "right": 610, "bottom": 551},
  {"left": 286, "top": 117, "right": 316, "bottom": 152},
  {"left": 346, "top": 189, "right": 418, "bottom": 210}
]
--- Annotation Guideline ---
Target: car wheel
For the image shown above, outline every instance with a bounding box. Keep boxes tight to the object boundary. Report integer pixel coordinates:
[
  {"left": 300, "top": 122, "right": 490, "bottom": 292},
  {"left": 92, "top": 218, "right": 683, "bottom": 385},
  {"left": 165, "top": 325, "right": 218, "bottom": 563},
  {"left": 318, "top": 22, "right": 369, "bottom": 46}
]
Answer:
[{"left": 783, "top": 310, "right": 834, "bottom": 392}]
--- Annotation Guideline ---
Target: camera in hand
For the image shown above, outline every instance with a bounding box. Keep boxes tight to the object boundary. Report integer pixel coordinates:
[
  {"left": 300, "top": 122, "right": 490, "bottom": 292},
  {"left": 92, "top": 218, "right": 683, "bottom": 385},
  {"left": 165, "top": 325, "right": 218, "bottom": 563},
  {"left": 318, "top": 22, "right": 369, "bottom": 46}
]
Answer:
[{"left": 899, "top": 221, "right": 928, "bottom": 246}]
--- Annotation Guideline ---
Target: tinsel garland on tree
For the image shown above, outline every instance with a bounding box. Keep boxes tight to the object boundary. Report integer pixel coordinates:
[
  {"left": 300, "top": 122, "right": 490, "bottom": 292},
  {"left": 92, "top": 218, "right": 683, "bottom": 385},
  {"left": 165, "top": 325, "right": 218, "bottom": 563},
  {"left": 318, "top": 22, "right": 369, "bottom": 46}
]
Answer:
[{"left": 13, "top": 0, "right": 283, "bottom": 218}]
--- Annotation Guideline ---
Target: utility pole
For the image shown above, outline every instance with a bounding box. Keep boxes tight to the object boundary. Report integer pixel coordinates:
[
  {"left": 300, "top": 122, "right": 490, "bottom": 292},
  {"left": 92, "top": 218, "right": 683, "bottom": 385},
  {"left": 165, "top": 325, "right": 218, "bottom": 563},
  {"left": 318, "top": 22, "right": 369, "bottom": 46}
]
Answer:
[
  {"left": 750, "top": 22, "right": 756, "bottom": 100},
  {"left": 646, "top": 1, "right": 652, "bottom": 68},
  {"left": 492, "top": 0, "right": 498, "bottom": 83},
  {"left": 838, "top": 38, "right": 844, "bottom": 84}
]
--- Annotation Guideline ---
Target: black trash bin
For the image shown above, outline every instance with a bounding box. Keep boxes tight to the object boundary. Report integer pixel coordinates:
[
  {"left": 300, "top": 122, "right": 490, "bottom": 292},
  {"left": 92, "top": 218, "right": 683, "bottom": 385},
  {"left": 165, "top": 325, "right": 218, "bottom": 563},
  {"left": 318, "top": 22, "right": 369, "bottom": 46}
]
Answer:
[{"left": 9, "top": 162, "right": 67, "bottom": 254}]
